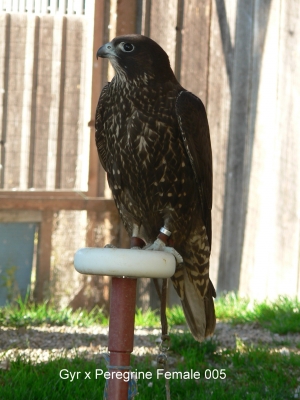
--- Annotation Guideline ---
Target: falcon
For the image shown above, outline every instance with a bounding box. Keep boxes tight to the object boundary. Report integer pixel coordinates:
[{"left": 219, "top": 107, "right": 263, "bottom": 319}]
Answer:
[{"left": 95, "top": 34, "right": 216, "bottom": 342}]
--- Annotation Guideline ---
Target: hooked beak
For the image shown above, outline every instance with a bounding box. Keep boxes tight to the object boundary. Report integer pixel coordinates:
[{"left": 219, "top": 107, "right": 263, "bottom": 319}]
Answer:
[{"left": 96, "top": 42, "right": 115, "bottom": 59}]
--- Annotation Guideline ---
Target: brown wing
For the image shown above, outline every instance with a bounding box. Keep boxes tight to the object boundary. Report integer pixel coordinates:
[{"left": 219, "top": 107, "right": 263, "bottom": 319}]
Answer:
[
  {"left": 175, "top": 90, "right": 213, "bottom": 246},
  {"left": 95, "top": 83, "right": 110, "bottom": 171}
]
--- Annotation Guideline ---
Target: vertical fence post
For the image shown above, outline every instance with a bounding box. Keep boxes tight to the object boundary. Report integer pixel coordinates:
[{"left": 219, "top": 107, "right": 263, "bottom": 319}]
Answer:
[
  {"left": 34, "top": 210, "right": 53, "bottom": 301},
  {"left": 86, "top": 0, "right": 105, "bottom": 203},
  {"left": 85, "top": 0, "right": 106, "bottom": 248},
  {"left": 85, "top": 0, "right": 111, "bottom": 308},
  {"left": 115, "top": 0, "right": 138, "bottom": 36},
  {"left": 85, "top": 0, "right": 108, "bottom": 250}
]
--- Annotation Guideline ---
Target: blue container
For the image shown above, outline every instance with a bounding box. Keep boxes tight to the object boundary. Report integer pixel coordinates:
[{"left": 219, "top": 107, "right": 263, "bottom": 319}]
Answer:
[{"left": 0, "top": 222, "right": 37, "bottom": 306}]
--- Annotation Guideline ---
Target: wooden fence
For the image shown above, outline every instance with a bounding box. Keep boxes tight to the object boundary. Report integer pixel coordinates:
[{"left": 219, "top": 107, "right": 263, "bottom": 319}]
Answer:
[
  {"left": 0, "top": 0, "right": 299, "bottom": 308},
  {"left": 138, "top": 0, "right": 300, "bottom": 301},
  {"left": 0, "top": 1, "right": 118, "bottom": 308},
  {"left": 0, "top": 0, "right": 85, "bottom": 14}
]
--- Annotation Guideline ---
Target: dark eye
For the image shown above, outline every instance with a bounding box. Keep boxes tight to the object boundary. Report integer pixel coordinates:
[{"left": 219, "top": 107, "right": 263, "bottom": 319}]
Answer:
[{"left": 122, "top": 43, "right": 134, "bottom": 52}]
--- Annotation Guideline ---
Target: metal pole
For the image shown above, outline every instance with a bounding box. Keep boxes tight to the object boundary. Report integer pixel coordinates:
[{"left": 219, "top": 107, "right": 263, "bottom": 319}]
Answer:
[{"left": 108, "top": 277, "right": 137, "bottom": 399}]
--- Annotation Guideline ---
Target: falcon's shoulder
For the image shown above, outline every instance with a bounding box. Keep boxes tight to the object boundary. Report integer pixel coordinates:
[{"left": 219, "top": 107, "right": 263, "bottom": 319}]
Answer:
[
  {"left": 175, "top": 90, "right": 212, "bottom": 245},
  {"left": 95, "top": 83, "right": 110, "bottom": 171}
]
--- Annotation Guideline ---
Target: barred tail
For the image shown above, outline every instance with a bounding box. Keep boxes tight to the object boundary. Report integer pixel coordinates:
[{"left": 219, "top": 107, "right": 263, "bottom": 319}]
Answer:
[{"left": 172, "top": 268, "right": 216, "bottom": 342}]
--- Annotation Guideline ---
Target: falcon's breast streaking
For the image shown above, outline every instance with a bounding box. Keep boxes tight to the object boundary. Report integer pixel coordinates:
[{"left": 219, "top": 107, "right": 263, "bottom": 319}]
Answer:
[{"left": 95, "top": 34, "right": 216, "bottom": 342}]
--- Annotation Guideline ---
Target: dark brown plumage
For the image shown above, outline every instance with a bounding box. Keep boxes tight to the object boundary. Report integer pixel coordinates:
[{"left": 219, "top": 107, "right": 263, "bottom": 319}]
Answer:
[{"left": 95, "top": 34, "right": 216, "bottom": 342}]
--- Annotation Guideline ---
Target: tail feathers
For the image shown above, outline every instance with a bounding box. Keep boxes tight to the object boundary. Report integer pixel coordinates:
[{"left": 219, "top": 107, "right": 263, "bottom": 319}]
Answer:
[{"left": 180, "top": 269, "right": 216, "bottom": 342}]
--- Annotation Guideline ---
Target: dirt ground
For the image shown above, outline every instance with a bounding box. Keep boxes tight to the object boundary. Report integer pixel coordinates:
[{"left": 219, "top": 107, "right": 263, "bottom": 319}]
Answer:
[{"left": 1, "top": 320, "right": 299, "bottom": 368}]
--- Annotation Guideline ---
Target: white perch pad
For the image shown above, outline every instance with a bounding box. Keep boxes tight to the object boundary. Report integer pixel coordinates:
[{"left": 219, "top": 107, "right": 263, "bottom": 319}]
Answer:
[{"left": 74, "top": 248, "right": 176, "bottom": 278}]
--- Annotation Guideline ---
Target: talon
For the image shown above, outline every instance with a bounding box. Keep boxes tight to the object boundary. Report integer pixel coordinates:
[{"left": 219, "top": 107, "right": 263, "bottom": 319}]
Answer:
[
  {"left": 144, "top": 238, "right": 183, "bottom": 264},
  {"left": 104, "top": 244, "right": 117, "bottom": 248},
  {"left": 164, "top": 246, "right": 183, "bottom": 264}
]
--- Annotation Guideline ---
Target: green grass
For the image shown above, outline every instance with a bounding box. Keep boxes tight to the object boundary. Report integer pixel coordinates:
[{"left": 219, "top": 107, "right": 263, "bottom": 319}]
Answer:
[
  {"left": 1, "top": 295, "right": 300, "bottom": 398},
  {"left": 215, "top": 293, "right": 300, "bottom": 334},
  {"left": 1, "top": 334, "right": 299, "bottom": 399},
  {"left": 1, "top": 293, "right": 300, "bottom": 335},
  {"left": 135, "top": 307, "right": 160, "bottom": 327},
  {"left": 0, "top": 296, "right": 108, "bottom": 328},
  {"left": 0, "top": 295, "right": 185, "bottom": 330},
  {"left": 135, "top": 305, "right": 186, "bottom": 328}
]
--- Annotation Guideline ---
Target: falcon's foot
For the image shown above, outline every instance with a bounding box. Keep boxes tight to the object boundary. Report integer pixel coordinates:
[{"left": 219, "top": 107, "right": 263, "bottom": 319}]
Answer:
[{"left": 144, "top": 238, "right": 183, "bottom": 264}]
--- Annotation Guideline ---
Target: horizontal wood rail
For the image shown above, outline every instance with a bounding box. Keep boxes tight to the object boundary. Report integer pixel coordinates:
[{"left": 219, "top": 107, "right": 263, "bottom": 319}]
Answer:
[{"left": 0, "top": 190, "right": 116, "bottom": 212}]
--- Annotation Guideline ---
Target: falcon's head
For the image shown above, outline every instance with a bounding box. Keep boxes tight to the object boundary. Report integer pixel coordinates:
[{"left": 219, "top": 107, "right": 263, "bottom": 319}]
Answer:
[{"left": 97, "top": 34, "right": 177, "bottom": 83}]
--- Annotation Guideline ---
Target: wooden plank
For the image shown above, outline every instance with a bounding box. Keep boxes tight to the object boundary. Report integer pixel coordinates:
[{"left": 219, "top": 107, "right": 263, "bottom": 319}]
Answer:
[
  {"left": 86, "top": 0, "right": 107, "bottom": 198},
  {"left": 180, "top": 0, "right": 211, "bottom": 104},
  {"left": 50, "top": 10, "right": 95, "bottom": 310},
  {"left": 206, "top": 0, "right": 236, "bottom": 289},
  {"left": 27, "top": 14, "right": 40, "bottom": 187},
  {"left": 217, "top": 1, "right": 255, "bottom": 293},
  {"left": 116, "top": 0, "right": 138, "bottom": 36},
  {"left": 51, "top": 9, "right": 103, "bottom": 312},
  {"left": 143, "top": 0, "right": 152, "bottom": 36},
  {"left": 0, "top": 189, "right": 101, "bottom": 198},
  {"left": 59, "top": 16, "right": 83, "bottom": 189},
  {"left": 76, "top": 15, "right": 90, "bottom": 192},
  {"left": 0, "top": 210, "right": 42, "bottom": 222},
  {"left": 240, "top": 0, "right": 300, "bottom": 300},
  {"left": 54, "top": 16, "right": 67, "bottom": 189},
  {"left": 0, "top": 192, "right": 117, "bottom": 212},
  {"left": 136, "top": 278, "right": 151, "bottom": 310},
  {"left": 20, "top": 14, "right": 38, "bottom": 189},
  {"left": 149, "top": 0, "right": 178, "bottom": 70},
  {"left": 238, "top": 0, "right": 278, "bottom": 300},
  {"left": 34, "top": 210, "right": 53, "bottom": 301},
  {"left": 174, "top": 0, "right": 184, "bottom": 80},
  {"left": 0, "top": 13, "right": 10, "bottom": 188},
  {"left": 85, "top": 0, "right": 109, "bottom": 249},
  {"left": 45, "top": 15, "right": 64, "bottom": 189},
  {"left": 34, "top": 10, "right": 56, "bottom": 189},
  {"left": 3, "top": 14, "right": 28, "bottom": 189},
  {"left": 274, "top": 0, "right": 300, "bottom": 299},
  {"left": 0, "top": 189, "right": 110, "bottom": 199}
]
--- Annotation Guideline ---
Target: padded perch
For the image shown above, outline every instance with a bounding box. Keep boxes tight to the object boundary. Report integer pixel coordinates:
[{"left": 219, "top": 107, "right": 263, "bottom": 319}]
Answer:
[
  {"left": 74, "top": 247, "right": 176, "bottom": 278},
  {"left": 74, "top": 247, "right": 176, "bottom": 399}
]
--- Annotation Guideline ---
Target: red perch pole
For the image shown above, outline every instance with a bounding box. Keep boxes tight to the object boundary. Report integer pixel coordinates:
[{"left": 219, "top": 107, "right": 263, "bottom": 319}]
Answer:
[{"left": 107, "top": 277, "right": 137, "bottom": 399}]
